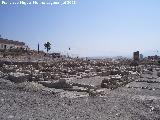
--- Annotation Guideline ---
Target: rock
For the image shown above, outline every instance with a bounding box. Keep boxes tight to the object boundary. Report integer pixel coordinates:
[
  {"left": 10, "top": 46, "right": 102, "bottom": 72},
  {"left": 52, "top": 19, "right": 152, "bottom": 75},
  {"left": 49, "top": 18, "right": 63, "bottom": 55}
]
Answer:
[
  {"left": 69, "top": 70, "right": 77, "bottom": 75},
  {"left": 72, "top": 82, "right": 95, "bottom": 89},
  {"left": 101, "top": 71, "right": 111, "bottom": 76},
  {"left": 150, "top": 106, "right": 160, "bottom": 112},
  {"left": 84, "top": 70, "right": 90, "bottom": 73},
  {"left": 130, "top": 61, "right": 139, "bottom": 66},
  {"left": 76, "top": 75, "right": 82, "bottom": 79},
  {"left": 88, "top": 89, "right": 99, "bottom": 97},
  {"left": 0, "top": 71, "right": 6, "bottom": 78},
  {"left": 8, "top": 115, "right": 14, "bottom": 119},
  {"left": 157, "top": 72, "right": 160, "bottom": 77},
  {"left": 110, "top": 75, "right": 122, "bottom": 80},
  {"left": 38, "top": 79, "right": 73, "bottom": 89},
  {"left": 96, "top": 68, "right": 102, "bottom": 72},
  {"left": 101, "top": 78, "right": 112, "bottom": 88},
  {"left": 101, "top": 75, "right": 122, "bottom": 89},
  {"left": 155, "top": 67, "right": 160, "bottom": 71},
  {"left": 21, "top": 70, "right": 31, "bottom": 74},
  {"left": 97, "top": 72, "right": 102, "bottom": 76},
  {"left": 148, "top": 67, "right": 153, "bottom": 72},
  {"left": 121, "top": 71, "right": 129, "bottom": 76},
  {"left": 110, "top": 70, "right": 120, "bottom": 75},
  {"left": 70, "top": 86, "right": 88, "bottom": 92},
  {"left": 17, "top": 81, "right": 45, "bottom": 92},
  {"left": 8, "top": 72, "right": 31, "bottom": 83},
  {"left": 91, "top": 72, "right": 97, "bottom": 77}
]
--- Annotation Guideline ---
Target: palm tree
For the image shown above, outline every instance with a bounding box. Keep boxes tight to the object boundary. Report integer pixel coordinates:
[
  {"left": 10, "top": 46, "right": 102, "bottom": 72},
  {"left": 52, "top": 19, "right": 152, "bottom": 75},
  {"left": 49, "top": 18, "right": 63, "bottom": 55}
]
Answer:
[{"left": 44, "top": 42, "right": 51, "bottom": 53}]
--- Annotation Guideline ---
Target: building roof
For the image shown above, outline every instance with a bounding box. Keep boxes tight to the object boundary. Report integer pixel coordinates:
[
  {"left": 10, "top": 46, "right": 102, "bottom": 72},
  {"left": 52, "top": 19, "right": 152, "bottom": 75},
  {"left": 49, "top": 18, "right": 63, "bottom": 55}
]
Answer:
[{"left": 0, "top": 38, "right": 25, "bottom": 46}]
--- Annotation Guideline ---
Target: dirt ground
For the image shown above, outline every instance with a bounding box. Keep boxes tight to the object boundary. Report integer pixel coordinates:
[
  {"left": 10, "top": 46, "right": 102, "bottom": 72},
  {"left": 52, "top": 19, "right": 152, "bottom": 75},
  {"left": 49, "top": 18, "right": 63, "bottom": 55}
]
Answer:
[{"left": 1, "top": 70, "right": 160, "bottom": 120}]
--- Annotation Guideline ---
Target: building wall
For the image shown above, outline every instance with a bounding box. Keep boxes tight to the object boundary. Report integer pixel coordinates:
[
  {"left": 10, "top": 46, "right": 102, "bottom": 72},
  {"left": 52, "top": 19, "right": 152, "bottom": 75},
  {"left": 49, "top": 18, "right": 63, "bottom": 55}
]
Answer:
[
  {"left": 133, "top": 51, "right": 139, "bottom": 61},
  {"left": 140, "top": 54, "right": 143, "bottom": 59},
  {"left": 0, "top": 43, "right": 24, "bottom": 50},
  {"left": 0, "top": 38, "right": 27, "bottom": 50}
]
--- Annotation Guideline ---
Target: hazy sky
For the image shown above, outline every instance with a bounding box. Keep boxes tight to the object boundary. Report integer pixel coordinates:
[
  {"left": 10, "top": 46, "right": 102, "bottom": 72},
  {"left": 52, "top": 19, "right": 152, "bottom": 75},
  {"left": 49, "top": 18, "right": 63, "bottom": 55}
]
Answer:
[{"left": 0, "top": 0, "right": 160, "bottom": 57}]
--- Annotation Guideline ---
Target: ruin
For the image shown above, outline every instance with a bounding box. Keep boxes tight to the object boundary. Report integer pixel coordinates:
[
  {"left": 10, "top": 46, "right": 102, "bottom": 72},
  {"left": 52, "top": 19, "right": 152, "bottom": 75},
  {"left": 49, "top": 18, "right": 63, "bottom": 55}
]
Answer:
[{"left": 1, "top": 46, "right": 160, "bottom": 119}]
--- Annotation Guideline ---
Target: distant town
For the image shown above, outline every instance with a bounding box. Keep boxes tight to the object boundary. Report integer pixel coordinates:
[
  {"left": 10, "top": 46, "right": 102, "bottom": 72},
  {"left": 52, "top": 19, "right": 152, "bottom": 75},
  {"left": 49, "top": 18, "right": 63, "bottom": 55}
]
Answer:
[{"left": 0, "top": 37, "right": 159, "bottom": 61}]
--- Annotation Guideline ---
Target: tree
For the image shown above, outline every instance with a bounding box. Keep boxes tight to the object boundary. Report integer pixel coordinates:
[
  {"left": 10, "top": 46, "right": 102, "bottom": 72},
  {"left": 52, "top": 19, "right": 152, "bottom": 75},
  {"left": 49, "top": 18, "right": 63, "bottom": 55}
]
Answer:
[{"left": 44, "top": 42, "right": 51, "bottom": 53}]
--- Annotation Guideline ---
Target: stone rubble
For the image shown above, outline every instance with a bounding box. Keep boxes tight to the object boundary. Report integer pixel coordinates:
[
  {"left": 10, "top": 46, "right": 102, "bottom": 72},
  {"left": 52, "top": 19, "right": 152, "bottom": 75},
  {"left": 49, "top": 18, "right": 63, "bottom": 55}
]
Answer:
[
  {"left": 0, "top": 55, "right": 160, "bottom": 95},
  {"left": 1, "top": 53, "right": 160, "bottom": 119}
]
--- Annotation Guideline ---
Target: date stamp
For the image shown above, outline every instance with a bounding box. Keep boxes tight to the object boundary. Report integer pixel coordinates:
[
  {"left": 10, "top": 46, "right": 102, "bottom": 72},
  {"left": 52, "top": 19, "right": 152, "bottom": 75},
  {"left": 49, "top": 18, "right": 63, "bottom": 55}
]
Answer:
[{"left": 1, "top": 0, "right": 76, "bottom": 6}]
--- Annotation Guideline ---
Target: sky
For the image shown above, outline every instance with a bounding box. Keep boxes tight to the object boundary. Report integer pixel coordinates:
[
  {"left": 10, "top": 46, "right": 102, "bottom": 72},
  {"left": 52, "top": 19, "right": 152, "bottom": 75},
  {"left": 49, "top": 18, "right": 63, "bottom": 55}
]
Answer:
[{"left": 0, "top": 0, "right": 160, "bottom": 57}]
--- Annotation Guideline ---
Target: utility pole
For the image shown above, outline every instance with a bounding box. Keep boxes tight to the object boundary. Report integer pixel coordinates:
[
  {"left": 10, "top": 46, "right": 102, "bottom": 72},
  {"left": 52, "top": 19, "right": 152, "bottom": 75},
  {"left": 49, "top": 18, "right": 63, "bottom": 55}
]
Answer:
[
  {"left": 68, "top": 47, "right": 71, "bottom": 58},
  {"left": 38, "top": 43, "right": 40, "bottom": 54}
]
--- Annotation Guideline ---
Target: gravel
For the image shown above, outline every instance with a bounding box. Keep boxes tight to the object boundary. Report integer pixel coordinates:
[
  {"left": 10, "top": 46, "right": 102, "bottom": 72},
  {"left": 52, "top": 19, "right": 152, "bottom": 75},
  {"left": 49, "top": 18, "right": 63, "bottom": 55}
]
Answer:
[
  {"left": 1, "top": 74, "right": 160, "bottom": 120},
  {"left": 0, "top": 58, "right": 160, "bottom": 120}
]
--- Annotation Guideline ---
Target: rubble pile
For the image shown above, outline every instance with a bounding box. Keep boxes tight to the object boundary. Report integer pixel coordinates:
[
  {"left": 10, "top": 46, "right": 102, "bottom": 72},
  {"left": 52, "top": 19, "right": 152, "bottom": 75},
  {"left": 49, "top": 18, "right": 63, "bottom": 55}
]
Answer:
[{"left": 1, "top": 56, "right": 160, "bottom": 93}]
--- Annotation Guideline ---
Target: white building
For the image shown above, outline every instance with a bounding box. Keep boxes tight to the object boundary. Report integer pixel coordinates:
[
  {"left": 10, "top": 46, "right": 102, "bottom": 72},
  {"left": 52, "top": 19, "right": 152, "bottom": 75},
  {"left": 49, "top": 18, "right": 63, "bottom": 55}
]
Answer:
[{"left": 0, "top": 38, "right": 29, "bottom": 50}]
